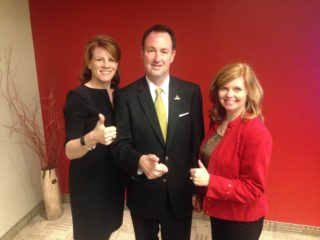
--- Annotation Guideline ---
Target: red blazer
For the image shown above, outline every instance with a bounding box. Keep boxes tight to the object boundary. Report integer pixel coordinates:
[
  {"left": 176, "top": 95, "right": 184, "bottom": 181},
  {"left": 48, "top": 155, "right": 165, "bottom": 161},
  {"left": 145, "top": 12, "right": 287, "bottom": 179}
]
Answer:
[{"left": 202, "top": 116, "right": 272, "bottom": 222}]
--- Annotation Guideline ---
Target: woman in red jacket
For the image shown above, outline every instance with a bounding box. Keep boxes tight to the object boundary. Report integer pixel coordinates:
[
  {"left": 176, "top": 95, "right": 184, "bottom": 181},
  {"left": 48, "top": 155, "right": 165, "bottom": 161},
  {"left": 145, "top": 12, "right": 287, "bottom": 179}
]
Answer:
[{"left": 190, "top": 63, "right": 272, "bottom": 240}]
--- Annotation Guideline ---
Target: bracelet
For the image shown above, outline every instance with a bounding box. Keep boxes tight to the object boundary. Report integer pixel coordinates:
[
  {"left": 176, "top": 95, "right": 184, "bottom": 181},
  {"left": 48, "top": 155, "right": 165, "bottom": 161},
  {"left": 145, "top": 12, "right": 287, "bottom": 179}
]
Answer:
[{"left": 84, "top": 144, "right": 96, "bottom": 151}]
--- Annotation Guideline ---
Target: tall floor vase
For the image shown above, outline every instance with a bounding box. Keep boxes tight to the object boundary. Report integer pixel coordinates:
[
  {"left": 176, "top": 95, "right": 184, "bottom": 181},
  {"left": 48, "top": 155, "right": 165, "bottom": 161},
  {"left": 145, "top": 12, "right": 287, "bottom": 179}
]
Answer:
[{"left": 41, "top": 168, "right": 63, "bottom": 220}]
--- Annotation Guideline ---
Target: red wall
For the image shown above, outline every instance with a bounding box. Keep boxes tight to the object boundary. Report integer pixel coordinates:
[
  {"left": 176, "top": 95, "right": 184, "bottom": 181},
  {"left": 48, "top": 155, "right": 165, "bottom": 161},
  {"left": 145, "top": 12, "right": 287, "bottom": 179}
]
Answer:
[{"left": 28, "top": 0, "right": 320, "bottom": 226}]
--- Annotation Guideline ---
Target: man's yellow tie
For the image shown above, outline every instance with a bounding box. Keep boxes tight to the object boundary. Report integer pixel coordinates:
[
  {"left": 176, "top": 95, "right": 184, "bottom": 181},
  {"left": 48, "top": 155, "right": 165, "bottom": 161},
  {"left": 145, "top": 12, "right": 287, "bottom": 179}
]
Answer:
[{"left": 155, "top": 88, "right": 167, "bottom": 142}]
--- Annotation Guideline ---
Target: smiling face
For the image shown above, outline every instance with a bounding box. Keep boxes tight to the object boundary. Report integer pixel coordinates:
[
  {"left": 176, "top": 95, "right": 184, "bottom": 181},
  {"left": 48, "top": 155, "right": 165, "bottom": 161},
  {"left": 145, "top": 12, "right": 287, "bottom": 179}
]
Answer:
[
  {"left": 141, "top": 32, "right": 176, "bottom": 85},
  {"left": 218, "top": 77, "right": 248, "bottom": 120},
  {"left": 87, "top": 47, "right": 118, "bottom": 87}
]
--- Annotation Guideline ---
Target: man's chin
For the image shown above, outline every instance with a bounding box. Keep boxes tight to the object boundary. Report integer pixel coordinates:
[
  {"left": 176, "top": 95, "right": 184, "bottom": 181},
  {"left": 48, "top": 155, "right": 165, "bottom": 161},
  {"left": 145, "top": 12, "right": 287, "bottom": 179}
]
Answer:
[{"left": 147, "top": 71, "right": 164, "bottom": 78}]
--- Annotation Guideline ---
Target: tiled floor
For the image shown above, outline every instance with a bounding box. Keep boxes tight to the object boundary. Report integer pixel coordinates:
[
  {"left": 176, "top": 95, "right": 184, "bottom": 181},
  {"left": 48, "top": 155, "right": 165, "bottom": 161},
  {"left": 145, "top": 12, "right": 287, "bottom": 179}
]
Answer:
[{"left": 9, "top": 203, "right": 320, "bottom": 240}]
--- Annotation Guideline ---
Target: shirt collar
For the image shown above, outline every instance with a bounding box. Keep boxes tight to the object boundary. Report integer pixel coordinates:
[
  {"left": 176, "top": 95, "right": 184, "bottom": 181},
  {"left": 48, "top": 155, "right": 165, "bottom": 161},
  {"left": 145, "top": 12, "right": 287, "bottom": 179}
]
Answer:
[{"left": 146, "top": 75, "right": 170, "bottom": 95}]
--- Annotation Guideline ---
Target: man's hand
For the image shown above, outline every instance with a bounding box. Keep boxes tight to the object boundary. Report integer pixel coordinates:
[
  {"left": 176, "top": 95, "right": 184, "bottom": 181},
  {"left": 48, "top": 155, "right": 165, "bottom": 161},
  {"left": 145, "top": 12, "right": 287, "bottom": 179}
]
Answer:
[{"left": 139, "top": 154, "right": 168, "bottom": 179}]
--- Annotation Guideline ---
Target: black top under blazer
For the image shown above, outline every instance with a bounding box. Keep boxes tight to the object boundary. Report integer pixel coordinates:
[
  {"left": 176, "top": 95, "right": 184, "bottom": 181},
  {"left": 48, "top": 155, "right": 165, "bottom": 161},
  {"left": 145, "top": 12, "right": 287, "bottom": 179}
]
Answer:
[{"left": 113, "top": 76, "right": 204, "bottom": 219}]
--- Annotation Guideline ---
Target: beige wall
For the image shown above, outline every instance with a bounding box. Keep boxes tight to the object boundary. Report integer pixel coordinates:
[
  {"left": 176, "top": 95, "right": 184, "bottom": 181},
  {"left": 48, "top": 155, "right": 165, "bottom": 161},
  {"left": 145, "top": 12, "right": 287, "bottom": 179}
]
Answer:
[{"left": 0, "top": 0, "right": 43, "bottom": 237}]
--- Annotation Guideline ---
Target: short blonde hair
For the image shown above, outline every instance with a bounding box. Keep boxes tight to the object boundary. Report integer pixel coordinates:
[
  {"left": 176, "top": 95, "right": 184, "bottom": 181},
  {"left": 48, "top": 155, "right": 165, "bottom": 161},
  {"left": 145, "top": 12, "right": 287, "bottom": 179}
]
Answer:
[{"left": 209, "top": 63, "right": 264, "bottom": 122}]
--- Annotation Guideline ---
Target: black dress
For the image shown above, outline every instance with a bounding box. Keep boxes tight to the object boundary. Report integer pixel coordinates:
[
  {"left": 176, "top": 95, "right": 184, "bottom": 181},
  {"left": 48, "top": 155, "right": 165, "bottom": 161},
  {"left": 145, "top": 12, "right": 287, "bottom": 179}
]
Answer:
[{"left": 64, "top": 85, "right": 125, "bottom": 240}]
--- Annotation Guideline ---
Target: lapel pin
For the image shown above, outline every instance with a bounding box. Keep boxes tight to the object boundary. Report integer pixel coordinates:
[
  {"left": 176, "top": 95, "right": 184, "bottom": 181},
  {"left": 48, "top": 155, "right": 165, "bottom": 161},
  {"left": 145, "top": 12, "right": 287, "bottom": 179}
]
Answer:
[{"left": 174, "top": 95, "right": 181, "bottom": 100}]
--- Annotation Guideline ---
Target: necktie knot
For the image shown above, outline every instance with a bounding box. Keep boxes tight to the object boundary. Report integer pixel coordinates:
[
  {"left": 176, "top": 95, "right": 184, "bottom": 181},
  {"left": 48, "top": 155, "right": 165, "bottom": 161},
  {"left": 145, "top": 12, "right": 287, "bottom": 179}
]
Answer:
[{"left": 156, "top": 88, "right": 162, "bottom": 98}]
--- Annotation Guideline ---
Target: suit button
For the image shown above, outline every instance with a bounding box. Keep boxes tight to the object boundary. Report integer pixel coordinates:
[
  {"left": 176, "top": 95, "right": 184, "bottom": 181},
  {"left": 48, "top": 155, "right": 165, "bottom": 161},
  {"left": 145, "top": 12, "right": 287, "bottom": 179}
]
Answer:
[
  {"left": 165, "top": 156, "right": 169, "bottom": 162},
  {"left": 163, "top": 178, "right": 167, "bottom": 182}
]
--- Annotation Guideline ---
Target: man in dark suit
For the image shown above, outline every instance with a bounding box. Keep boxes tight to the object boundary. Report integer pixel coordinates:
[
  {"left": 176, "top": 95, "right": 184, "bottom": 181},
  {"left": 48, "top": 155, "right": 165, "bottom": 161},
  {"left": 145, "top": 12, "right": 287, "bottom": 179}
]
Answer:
[{"left": 113, "top": 24, "right": 204, "bottom": 240}]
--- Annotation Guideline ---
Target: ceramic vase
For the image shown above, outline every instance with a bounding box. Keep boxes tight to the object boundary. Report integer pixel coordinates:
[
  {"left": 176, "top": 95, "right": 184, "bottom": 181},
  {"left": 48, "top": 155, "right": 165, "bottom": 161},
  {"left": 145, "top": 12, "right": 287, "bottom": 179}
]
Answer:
[{"left": 41, "top": 168, "right": 63, "bottom": 220}]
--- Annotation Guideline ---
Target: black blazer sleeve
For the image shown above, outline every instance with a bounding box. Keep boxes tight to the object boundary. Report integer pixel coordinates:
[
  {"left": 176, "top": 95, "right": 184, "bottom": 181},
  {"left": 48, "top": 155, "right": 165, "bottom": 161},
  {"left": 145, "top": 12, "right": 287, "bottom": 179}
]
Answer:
[{"left": 112, "top": 90, "right": 143, "bottom": 176}]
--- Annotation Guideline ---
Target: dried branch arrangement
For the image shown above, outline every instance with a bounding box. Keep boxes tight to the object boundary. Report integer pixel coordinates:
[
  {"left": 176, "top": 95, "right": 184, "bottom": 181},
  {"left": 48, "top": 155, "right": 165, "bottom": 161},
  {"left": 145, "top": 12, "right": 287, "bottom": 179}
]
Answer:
[{"left": 0, "top": 48, "right": 63, "bottom": 170}]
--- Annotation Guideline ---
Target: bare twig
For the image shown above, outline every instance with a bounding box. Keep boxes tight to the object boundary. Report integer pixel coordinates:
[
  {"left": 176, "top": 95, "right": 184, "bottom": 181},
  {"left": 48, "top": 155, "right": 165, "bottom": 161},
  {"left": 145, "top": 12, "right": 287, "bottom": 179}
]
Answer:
[{"left": 0, "top": 47, "right": 63, "bottom": 170}]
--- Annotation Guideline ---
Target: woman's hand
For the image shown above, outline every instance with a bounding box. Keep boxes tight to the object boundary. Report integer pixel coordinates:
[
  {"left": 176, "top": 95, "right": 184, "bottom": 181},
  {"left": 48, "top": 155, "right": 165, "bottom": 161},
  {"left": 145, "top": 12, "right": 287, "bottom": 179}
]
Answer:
[
  {"left": 93, "top": 113, "right": 117, "bottom": 145},
  {"left": 190, "top": 160, "right": 210, "bottom": 187}
]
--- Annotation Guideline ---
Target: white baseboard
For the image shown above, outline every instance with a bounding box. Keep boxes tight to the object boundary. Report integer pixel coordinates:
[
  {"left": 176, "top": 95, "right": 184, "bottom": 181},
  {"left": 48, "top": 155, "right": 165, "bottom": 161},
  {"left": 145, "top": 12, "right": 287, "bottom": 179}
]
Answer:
[
  {"left": 1, "top": 201, "right": 44, "bottom": 240},
  {"left": 2, "top": 194, "right": 320, "bottom": 239}
]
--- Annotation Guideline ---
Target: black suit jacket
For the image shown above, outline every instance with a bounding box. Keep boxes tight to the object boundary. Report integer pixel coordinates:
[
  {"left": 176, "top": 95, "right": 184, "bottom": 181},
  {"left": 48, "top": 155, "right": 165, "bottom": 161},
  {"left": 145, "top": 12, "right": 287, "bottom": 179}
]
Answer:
[{"left": 113, "top": 76, "right": 204, "bottom": 219}]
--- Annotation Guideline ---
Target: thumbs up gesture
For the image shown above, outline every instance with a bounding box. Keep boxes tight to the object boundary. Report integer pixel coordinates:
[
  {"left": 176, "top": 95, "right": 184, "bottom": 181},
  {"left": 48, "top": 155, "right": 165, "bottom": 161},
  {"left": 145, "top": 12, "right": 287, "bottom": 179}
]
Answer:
[
  {"left": 190, "top": 160, "right": 210, "bottom": 187},
  {"left": 93, "top": 113, "right": 117, "bottom": 145}
]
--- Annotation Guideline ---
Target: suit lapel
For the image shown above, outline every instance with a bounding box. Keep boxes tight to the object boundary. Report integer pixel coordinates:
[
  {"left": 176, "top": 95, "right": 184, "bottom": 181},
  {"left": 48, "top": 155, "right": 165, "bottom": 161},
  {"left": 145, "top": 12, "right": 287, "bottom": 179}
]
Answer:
[
  {"left": 167, "top": 77, "right": 180, "bottom": 147},
  {"left": 137, "top": 78, "right": 165, "bottom": 145}
]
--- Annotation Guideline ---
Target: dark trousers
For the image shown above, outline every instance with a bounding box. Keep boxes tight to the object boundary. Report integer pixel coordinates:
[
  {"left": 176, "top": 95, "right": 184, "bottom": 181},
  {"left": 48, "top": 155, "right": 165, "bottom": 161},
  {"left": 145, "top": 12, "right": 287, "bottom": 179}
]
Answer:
[
  {"left": 210, "top": 217, "right": 264, "bottom": 240},
  {"left": 130, "top": 202, "right": 192, "bottom": 240}
]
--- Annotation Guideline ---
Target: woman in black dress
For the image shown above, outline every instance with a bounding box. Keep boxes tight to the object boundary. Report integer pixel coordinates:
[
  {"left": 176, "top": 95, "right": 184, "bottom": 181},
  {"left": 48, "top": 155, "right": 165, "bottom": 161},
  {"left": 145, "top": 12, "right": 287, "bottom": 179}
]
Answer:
[{"left": 64, "top": 35, "right": 125, "bottom": 240}]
